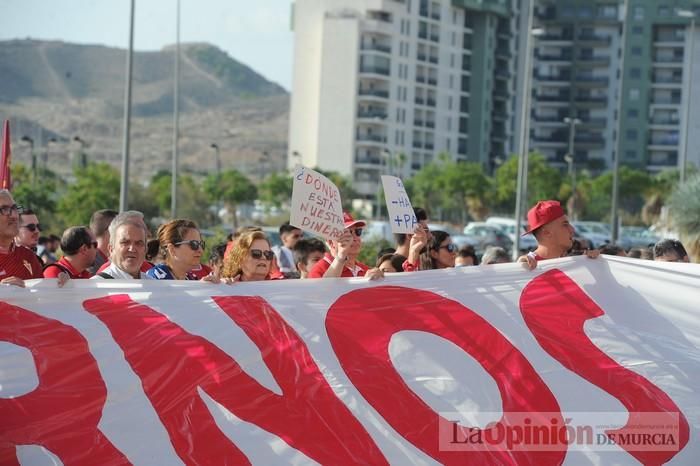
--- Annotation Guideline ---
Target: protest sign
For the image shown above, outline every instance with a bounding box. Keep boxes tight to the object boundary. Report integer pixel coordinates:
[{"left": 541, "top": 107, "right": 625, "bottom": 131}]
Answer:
[
  {"left": 381, "top": 175, "right": 417, "bottom": 234},
  {"left": 290, "top": 166, "right": 345, "bottom": 241}
]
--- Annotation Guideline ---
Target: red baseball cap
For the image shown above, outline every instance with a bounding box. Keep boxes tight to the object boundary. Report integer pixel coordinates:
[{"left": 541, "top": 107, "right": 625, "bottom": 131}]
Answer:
[
  {"left": 343, "top": 211, "right": 366, "bottom": 229},
  {"left": 523, "top": 200, "right": 565, "bottom": 235}
]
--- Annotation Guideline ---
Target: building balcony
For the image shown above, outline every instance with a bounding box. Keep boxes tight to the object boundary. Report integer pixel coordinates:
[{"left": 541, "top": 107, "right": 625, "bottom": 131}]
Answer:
[
  {"left": 647, "top": 153, "right": 678, "bottom": 167},
  {"left": 357, "top": 110, "right": 388, "bottom": 120},
  {"left": 536, "top": 93, "right": 571, "bottom": 102},
  {"left": 361, "top": 43, "right": 392, "bottom": 54},
  {"left": 356, "top": 134, "right": 387, "bottom": 144},
  {"left": 573, "top": 76, "right": 610, "bottom": 86},
  {"left": 650, "top": 97, "right": 681, "bottom": 105},
  {"left": 539, "top": 33, "right": 574, "bottom": 42},
  {"left": 650, "top": 116, "right": 680, "bottom": 125},
  {"left": 577, "top": 34, "right": 612, "bottom": 45},
  {"left": 425, "top": 120, "right": 435, "bottom": 129},
  {"left": 359, "top": 88, "right": 390, "bottom": 99},
  {"left": 581, "top": 117, "right": 608, "bottom": 127},
  {"left": 426, "top": 98, "right": 436, "bottom": 107},
  {"left": 648, "top": 138, "right": 679, "bottom": 147},
  {"left": 651, "top": 76, "right": 682, "bottom": 86},
  {"left": 574, "top": 95, "right": 608, "bottom": 105},
  {"left": 576, "top": 55, "right": 611, "bottom": 66},
  {"left": 653, "top": 55, "right": 684, "bottom": 64},
  {"left": 424, "top": 142, "right": 435, "bottom": 150},
  {"left": 354, "top": 156, "right": 382, "bottom": 165},
  {"left": 414, "top": 119, "right": 424, "bottom": 127},
  {"left": 413, "top": 141, "right": 424, "bottom": 149},
  {"left": 535, "top": 72, "right": 572, "bottom": 82},
  {"left": 359, "top": 65, "right": 391, "bottom": 76},
  {"left": 535, "top": 52, "right": 573, "bottom": 62},
  {"left": 494, "top": 69, "right": 511, "bottom": 80}
]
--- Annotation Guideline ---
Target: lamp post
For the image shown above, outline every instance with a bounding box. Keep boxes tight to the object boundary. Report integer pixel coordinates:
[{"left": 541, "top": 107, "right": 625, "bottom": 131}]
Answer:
[
  {"left": 564, "top": 116, "right": 581, "bottom": 219},
  {"left": 20, "top": 136, "right": 36, "bottom": 186},
  {"left": 210, "top": 143, "right": 221, "bottom": 176},
  {"left": 171, "top": 0, "right": 181, "bottom": 218},
  {"left": 513, "top": 15, "right": 544, "bottom": 259},
  {"left": 611, "top": 0, "right": 630, "bottom": 245},
  {"left": 678, "top": 9, "right": 696, "bottom": 184},
  {"left": 120, "top": 0, "right": 135, "bottom": 212},
  {"left": 73, "top": 136, "right": 88, "bottom": 169}
]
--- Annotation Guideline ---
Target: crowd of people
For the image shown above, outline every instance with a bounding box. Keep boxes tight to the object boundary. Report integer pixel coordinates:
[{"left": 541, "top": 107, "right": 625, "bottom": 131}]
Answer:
[{"left": 0, "top": 188, "right": 691, "bottom": 289}]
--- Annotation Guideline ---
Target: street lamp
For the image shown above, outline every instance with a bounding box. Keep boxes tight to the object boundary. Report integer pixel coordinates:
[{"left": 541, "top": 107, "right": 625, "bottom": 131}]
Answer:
[
  {"left": 210, "top": 143, "right": 221, "bottom": 176},
  {"left": 171, "top": 0, "right": 181, "bottom": 218},
  {"left": 73, "top": 136, "right": 88, "bottom": 169},
  {"left": 513, "top": 19, "right": 545, "bottom": 259},
  {"left": 678, "top": 9, "right": 696, "bottom": 184},
  {"left": 20, "top": 136, "right": 36, "bottom": 185},
  {"left": 611, "top": 0, "right": 630, "bottom": 245},
  {"left": 564, "top": 117, "right": 581, "bottom": 219},
  {"left": 120, "top": 0, "right": 135, "bottom": 212}
]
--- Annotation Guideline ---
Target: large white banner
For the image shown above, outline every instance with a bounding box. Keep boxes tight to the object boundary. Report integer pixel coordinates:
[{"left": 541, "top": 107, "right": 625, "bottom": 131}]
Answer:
[{"left": 1, "top": 256, "right": 699, "bottom": 465}]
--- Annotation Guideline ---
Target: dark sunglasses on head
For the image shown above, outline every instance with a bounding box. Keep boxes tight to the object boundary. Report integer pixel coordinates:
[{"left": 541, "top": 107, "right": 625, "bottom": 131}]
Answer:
[
  {"left": 439, "top": 243, "right": 458, "bottom": 253},
  {"left": 250, "top": 249, "right": 275, "bottom": 261},
  {"left": 174, "top": 239, "right": 205, "bottom": 251},
  {"left": 22, "top": 223, "right": 42, "bottom": 232},
  {"left": 350, "top": 228, "right": 363, "bottom": 237},
  {"left": 0, "top": 204, "right": 21, "bottom": 216}
]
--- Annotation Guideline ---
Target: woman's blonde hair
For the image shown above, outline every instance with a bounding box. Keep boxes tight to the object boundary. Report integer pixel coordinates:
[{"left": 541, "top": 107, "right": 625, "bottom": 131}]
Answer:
[{"left": 222, "top": 230, "right": 270, "bottom": 278}]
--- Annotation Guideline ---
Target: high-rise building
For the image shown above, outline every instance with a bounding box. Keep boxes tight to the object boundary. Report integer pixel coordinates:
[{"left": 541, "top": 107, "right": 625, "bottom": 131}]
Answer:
[
  {"left": 288, "top": 0, "right": 523, "bottom": 206},
  {"left": 531, "top": 0, "right": 700, "bottom": 173}
]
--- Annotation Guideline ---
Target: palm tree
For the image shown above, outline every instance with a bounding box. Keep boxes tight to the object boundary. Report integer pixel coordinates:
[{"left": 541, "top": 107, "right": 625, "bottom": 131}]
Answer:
[{"left": 668, "top": 174, "right": 700, "bottom": 261}]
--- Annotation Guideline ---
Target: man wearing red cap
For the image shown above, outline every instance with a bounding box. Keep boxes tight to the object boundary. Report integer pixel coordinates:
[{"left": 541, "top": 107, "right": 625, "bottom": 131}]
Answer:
[
  {"left": 517, "top": 200, "right": 600, "bottom": 267},
  {"left": 308, "top": 212, "right": 384, "bottom": 280}
]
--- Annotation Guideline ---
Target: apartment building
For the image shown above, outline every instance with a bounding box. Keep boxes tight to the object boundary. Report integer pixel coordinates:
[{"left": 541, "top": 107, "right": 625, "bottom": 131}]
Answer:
[
  {"left": 288, "top": 0, "right": 522, "bottom": 203},
  {"left": 531, "top": 0, "right": 700, "bottom": 173}
]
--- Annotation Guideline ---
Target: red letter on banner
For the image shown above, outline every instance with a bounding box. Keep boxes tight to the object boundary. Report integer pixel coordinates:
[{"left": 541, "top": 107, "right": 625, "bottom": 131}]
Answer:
[
  {"left": 0, "top": 303, "right": 129, "bottom": 466},
  {"left": 326, "top": 286, "right": 565, "bottom": 466},
  {"left": 83, "top": 295, "right": 386, "bottom": 466},
  {"left": 520, "top": 269, "right": 689, "bottom": 464}
]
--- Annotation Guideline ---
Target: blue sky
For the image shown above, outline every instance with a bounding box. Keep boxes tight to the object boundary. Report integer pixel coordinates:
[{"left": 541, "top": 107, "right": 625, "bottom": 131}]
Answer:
[{"left": 1, "top": 0, "right": 294, "bottom": 90}]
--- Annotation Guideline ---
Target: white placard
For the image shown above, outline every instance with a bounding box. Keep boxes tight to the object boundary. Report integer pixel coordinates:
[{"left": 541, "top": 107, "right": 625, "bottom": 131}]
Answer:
[
  {"left": 290, "top": 166, "right": 345, "bottom": 241},
  {"left": 381, "top": 175, "right": 418, "bottom": 234}
]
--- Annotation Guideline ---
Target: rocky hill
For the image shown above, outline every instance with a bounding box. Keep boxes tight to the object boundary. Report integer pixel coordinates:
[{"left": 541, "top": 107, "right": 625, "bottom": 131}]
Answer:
[{"left": 0, "top": 39, "right": 289, "bottom": 181}]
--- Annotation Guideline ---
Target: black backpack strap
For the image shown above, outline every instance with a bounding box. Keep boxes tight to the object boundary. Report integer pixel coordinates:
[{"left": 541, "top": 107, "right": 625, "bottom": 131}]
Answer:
[
  {"left": 97, "top": 272, "right": 114, "bottom": 279},
  {"left": 43, "top": 262, "right": 71, "bottom": 276}
]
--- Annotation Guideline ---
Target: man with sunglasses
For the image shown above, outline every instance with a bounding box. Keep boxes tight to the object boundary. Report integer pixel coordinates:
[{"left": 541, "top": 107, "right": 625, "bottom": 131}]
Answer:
[
  {"left": 43, "top": 226, "right": 97, "bottom": 279},
  {"left": 15, "top": 208, "right": 41, "bottom": 252},
  {"left": 308, "top": 212, "right": 384, "bottom": 280},
  {"left": 0, "top": 190, "right": 44, "bottom": 286}
]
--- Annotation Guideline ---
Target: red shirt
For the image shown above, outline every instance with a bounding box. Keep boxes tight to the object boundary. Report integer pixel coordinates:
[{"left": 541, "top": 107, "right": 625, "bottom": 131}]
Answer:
[
  {"left": 43, "top": 256, "right": 92, "bottom": 279},
  {"left": 189, "top": 263, "right": 213, "bottom": 280},
  {"left": 0, "top": 244, "right": 43, "bottom": 280},
  {"left": 308, "top": 253, "right": 369, "bottom": 279}
]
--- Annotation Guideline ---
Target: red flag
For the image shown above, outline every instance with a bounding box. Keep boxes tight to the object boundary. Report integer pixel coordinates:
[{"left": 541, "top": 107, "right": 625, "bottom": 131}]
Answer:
[{"left": 0, "top": 120, "right": 12, "bottom": 190}]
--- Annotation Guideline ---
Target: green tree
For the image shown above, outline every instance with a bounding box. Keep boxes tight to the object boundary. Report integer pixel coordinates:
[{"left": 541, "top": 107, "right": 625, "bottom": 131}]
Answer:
[
  {"left": 10, "top": 163, "right": 65, "bottom": 232},
  {"left": 584, "top": 167, "right": 651, "bottom": 221},
  {"left": 259, "top": 172, "right": 293, "bottom": 209},
  {"left": 148, "top": 171, "right": 214, "bottom": 227},
  {"left": 57, "top": 162, "right": 120, "bottom": 227},
  {"left": 405, "top": 162, "right": 445, "bottom": 218},
  {"left": 203, "top": 169, "right": 257, "bottom": 228},
  {"left": 493, "top": 153, "right": 563, "bottom": 213},
  {"left": 668, "top": 174, "right": 700, "bottom": 261},
  {"left": 442, "top": 160, "right": 491, "bottom": 222}
]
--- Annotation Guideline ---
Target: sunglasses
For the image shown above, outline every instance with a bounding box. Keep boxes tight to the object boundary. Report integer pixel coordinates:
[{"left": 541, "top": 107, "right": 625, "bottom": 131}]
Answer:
[
  {"left": 22, "top": 223, "right": 42, "bottom": 232},
  {"left": 88, "top": 241, "right": 98, "bottom": 249},
  {"left": 438, "top": 243, "right": 458, "bottom": 253},
  {"left": 0, "top": 204, "right": 20, "bottom": 216},
  {"left": 174, "top": 239, "right": 205, "bottom": 251},
  {"left": 349, "top": 228, "right": 363, "bottom": 237},
  {"left": 250, "top": 249, "right": 275, "bottom": 261}
]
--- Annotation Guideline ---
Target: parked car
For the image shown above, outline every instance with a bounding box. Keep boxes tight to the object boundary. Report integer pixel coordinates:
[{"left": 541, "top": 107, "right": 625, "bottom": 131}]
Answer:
[
  {"left": 462, "top": 222, "right": 513, "bottom": 255},
  {"left": 571, "top": 221, "right": 611, "bottom": 248},
  {"left": 485, "top": 217, "right": 537, "bottom": 252},
  {"left": 619, "top": 226, "right": 660, "bottom": 250}
]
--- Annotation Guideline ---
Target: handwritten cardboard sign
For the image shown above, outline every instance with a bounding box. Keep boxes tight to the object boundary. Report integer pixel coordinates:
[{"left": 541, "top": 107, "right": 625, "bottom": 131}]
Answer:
[
  {"left": 290, "top": 167, "right": 345, "bottom": 241},
  {"left": 381, "top": 175, "right": 418, "bottom": 234}
]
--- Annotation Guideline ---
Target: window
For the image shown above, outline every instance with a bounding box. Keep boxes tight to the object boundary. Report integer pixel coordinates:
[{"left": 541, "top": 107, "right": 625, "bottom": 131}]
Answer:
[
  {"left": 631, "top": 46, "right": 642, "bottom": 56},
  {"left": 626, "top": 129, "right": 638, "bottom": 140},
  {"left": 633, "top": 6, "right": 644, "bottom": 21},
  {"left": 630, "top": 68, "right": 641, "bottom": 79},
  {"left": 629, "top": 88, "right": 640, "bottom": 101},
  {"left": 632, "top": 25, "right": 643, "bottom": 34},
  {"left": 627, "top": 108, "right": 639, "bottom": 118},
  {"left": 625, "top": 150, "right": 637, "bottom": 160}
]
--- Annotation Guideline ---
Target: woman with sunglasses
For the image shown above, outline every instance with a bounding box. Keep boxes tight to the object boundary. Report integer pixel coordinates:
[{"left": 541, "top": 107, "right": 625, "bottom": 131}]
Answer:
[
  {"left": 221, "top": 230, "right": 279, "bottom": 282},
  {"left": 146, "top": 219, "right": 215, "bottom": 281},
  {"left": 428, "top": 230, "right": 457, "bottom": 269}
]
